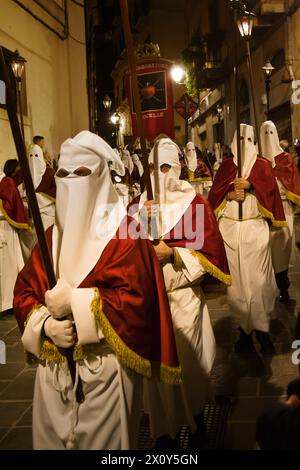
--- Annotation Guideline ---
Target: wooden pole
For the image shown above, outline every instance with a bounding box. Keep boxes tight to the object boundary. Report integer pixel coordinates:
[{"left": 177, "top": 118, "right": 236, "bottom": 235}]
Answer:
[
  {"left": 0, "top": 47, "right": 83, "bottom": 403},
  {"left": 119, "top": 0, "right": 153, "bottom": 200},
  {"left": 234, "top": 35, "right": 243, "bottom": 220},
  {"left": 246, "top": 40, "right": 262, "bottom": 156}
]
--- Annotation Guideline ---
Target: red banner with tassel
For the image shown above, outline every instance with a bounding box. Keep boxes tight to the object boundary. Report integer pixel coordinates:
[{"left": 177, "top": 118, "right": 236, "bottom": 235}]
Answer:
[{"left": 125, "top": 59, "right": 175, "bottom": 142}]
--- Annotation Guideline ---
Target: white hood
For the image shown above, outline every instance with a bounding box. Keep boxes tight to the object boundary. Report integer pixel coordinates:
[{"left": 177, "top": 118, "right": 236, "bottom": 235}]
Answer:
[
  {"left": 53, "top": 131, "right": 127, "bottom": 287},
  {"left": 185, "top": 141, "right": 197, "bottom": 172},
  {"left": 140, "top": 137, "right": 195, "bottom": 238},
  {"left": 28, "top": 144, "right": 46, "bottom": 189},
  {"left": 231, "top": 124, "right": 257, "bottom": 178},
  {"left": 260, "top": 120, "right": 283, "bottom": 167}
]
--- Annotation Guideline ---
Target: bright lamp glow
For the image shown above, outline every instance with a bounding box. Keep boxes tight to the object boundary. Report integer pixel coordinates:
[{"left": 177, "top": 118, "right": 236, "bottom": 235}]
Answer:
[
  {"left": 236, "top": 11, "right": 255, "bottom": 39},
  {"left": 110, "top": 112, "right": 121, "bottom": 125},
  {"left": 170, "top": 65, "right": 186, "bottom": 84},
  {"left": 10, "top": 49, "right": 26, "bottom": 81},
  {"left": 102, "top": 94, "right": 112, "bottom": 111},
  {"left": 262, "top": 60, "right": 275, "bottom": 79}
]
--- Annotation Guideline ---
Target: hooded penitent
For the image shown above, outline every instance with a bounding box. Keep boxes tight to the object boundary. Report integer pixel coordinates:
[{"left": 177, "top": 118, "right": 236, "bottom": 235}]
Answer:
[
  {"left": 260, "top": 121, "right": 283, "bottom": 167},
  {"left": 185, "top": 141, "right": 197, "bottom": 172},
  {"left": 142, "top": 137, "right": 196, "bottom": 237},
  {"left": 260, "top": 121, "right": 300, "bottom": 207},
  {"left": 231, "top": 123, "right": 257, "bottom": 178},
  {"left": 121, "top": 148, "right": 134, "bottom": 175},
  {"left": 53, "top": 131, "right": 127, "bottom": 287},
  {"left": 28, "top": 144, "right": 46, "bottom": 189},
  {"left": 208, "top": 124, "right": 286, "bottom": 227}
]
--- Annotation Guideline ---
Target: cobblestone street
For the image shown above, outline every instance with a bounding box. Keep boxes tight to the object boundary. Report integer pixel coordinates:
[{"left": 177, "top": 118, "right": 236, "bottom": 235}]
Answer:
[{"left": 1, "top": 225, "right": 300, "bottom": 450}]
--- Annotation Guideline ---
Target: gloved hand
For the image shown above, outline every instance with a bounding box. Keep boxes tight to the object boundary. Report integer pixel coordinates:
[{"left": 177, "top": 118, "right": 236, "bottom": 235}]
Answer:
[
  {"left": 45, "top": 279, "right": 73, "bottom": 319},
  {"left": 44, "top": 317, "right": 74, "bottom": 348}
]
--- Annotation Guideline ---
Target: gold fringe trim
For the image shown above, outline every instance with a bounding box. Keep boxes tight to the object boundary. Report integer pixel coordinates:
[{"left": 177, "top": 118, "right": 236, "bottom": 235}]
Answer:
[
  {"left": 91, "top": 288, "right": 151, "bottom": 378},
  {"left": 190, "top": 250, "right": 232, "bottom": 286},
  {"left": 257, "top": 202, "right": 287, "bottom": 228},
  {"left": 173, "top": 247, "right": 184, "bottom": 271},
  {"left": 159, "top": 363, "right": 182, "bottom": 385},
  {"left": 214, "top": 198, "right": 227, "bottom": 217},
  {"left": 40, "top": 340, "right": 66, "bottom": 363},
  {"left": 0, "top": 200, "right": 31, "bottom": 231},
  {"left": 91, "top": 288, "right": 182, "bottom": 384},
  {"left": 24, "top": 304, "right": 43, "bottom": 328},
  {"left": 188, "top": 170, "right": 212, "bottom": 183},
  {"left": 37, "top": 192, "right": 56, "bottom": 202},
  {"left": 285, "top": 189, "right": 300, "bottom": 207}
]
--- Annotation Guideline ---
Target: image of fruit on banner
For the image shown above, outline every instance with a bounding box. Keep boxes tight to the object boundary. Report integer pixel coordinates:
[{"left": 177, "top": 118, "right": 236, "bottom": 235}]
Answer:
[{"left": 134, "top": 71, "right": 167, "bottom": 113}]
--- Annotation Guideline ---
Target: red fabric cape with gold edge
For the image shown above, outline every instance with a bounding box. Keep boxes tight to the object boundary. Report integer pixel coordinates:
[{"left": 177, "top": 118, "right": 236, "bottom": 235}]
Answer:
[
  {"left": 208, "top": 157, "right": 286, "bottom": 227},
  {"left": 273, "top": 152, "right": 300, "bottom": 207},
  {"left": 128, "top": 193, "right": 231, "bottom": 287},
  {"left": 0, "top": 176, "right": 30, "bottom": 230},
  {"left": 13, "top": 217, "right": 181, "bottom": 384}
]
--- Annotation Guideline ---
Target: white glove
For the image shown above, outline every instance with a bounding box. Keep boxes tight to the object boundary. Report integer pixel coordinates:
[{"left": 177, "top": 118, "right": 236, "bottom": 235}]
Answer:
[
  {"left": 45, "top": 279, "right": 73, "bottom": 319},
  {"left": 44, "top": 317, "right": 74, "bottom": 349}
]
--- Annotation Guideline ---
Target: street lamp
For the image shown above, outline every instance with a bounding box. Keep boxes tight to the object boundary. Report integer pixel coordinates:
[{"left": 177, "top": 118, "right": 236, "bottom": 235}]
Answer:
[
  {"left": 216, "top": 104, "right": 223, "bottom": 122},
  {"left": 170, "top": 64, "right": 186, "bottom": 85},
  {"left": 236, "top": 7, "right": 262, "bottom": 156},
  {"left": 236, "top": 10, "right": 255, "bottom": 40},
  {"left": 110, "top": 112, "right": 121, "bottom": 149},
  {"left": 262, "top": 60, "right": 275, "bottom": 119},
  {"left": 102, "top": 94, "right": 112, "bottom": 112},
  {"left": 10, "top": 49, "right": 26, "bottom": 141}
]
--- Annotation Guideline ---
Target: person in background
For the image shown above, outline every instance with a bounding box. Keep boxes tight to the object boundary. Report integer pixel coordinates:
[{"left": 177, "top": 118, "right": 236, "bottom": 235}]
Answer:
[
  {"left": 260, "top": 121, "right": 300, "bottom": 302},
  {"left": 0, "top": 159, "right": 29, "bottom": 314},
  {"left": 209, "top": 124, "right": 286, "bottom": 355},
  {"left": 33, "top": 135, "right": 52, "bottom": 167},
  {"left": 129, "top": 137, "right": 231, "bottom": 448}
]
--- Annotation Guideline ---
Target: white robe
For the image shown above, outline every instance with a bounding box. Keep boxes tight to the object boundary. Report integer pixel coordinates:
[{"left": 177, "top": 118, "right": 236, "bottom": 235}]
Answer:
[
  {"left": 269, "top": 179, "right": 295, "bottom": 273},
  {"left": 218, "top": 194, "right": 277, "bottom": 334},
  {"left": 144, "top": 247, "right": 216, "bottom": 439},
  {"left": 0, "top": 219, "right": 24, "bottom": 312},
  {"left": 22, "top": 292, "right": 142, "bottom": 450}
]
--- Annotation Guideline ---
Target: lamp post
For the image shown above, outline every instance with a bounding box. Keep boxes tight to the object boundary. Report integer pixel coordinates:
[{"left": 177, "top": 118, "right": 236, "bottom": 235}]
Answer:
[
  {"left": 110, "top": 112, "right": 121, "bottom": 150},
  {"left": 262, "top": 60, "right": 275, "bottom": 119},
  {"left": 235, "top": 7, "right": 262, "bottom": 156},
  {"left": 10, "top": 49, "right": 26, "bottom": 142}
]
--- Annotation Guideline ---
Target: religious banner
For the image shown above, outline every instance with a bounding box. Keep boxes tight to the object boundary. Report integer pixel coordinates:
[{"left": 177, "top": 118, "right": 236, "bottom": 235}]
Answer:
[
  {"left": 174, "top": 93, "right": 198, "bottom": 120},
  {"left": 125, "top": 59, "right": 175, "bottom": 142}
]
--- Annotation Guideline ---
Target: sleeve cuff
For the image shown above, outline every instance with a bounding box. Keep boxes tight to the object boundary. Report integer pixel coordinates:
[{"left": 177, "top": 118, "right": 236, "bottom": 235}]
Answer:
[
  {"left": 175, "top": 247, "right": 206, "bottom": 282},
  {"left": 71, "top": 288, "right": 104, "bottom": 345},
  {"left": 21, "top": 305, "right": 51, "bottom": 357}
]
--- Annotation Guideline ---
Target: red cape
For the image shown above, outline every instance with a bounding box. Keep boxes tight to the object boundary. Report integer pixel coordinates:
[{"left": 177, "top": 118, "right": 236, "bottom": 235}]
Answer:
[
  {"left": 0, "top": 176, "right": 30, "bottom": 230},
  {"left": 36, "top": 167, "right": 56, "bottom": 201},
  {"left": 191, "top": 158, "right": 212, "bottom": 181},
  {"left": 273, "top": 152, "right": 300, "bottom": 206},
  {"left": 128, "top": 193, "right": 231, "bottom": 287},
  {"left": 208, "top": 157, "right": 286, "bottom": 227},
  {"left": 13, "top": 218, "right": 181, "bottom": 384}
]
